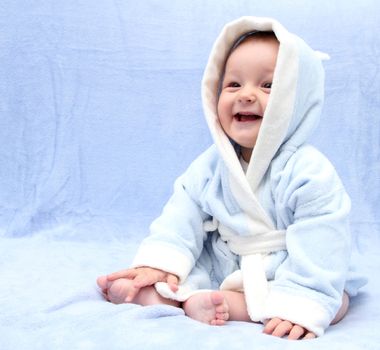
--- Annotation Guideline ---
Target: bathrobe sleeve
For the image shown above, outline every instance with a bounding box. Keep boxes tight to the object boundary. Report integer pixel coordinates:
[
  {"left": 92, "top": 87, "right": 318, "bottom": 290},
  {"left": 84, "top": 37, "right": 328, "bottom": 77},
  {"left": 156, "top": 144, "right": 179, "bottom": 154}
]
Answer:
[
  {"left": 265, "top": 146, "right": 351, "bottom": 336},
  {"left": 132, "top": 148, "right": 215, "bottom": 283}
]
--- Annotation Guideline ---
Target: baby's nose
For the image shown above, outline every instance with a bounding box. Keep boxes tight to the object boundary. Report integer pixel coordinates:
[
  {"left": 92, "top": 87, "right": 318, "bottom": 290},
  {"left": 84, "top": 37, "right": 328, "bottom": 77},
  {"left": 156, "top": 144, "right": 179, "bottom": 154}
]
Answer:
[{"left": 238, "top": 87, "right": 257, "bottom": 103}]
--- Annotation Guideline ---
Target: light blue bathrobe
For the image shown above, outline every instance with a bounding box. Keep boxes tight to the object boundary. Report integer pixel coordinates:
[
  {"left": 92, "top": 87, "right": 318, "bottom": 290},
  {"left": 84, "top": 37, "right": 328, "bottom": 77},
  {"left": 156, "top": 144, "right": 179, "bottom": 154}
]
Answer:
[{"left": 132, "top": 17, "right": 366, "bottom": 336}]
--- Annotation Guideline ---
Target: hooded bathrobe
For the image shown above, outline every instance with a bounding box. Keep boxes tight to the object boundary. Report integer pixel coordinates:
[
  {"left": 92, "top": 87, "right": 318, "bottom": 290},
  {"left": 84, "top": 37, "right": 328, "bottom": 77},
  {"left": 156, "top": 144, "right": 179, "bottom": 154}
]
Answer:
[{"left": 131, "top": 17, "right": 366, "bottom": 336}]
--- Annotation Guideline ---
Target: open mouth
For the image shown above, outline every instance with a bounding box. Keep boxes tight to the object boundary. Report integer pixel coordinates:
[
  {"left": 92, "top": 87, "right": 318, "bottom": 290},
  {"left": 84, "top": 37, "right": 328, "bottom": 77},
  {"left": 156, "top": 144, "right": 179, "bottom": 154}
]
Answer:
[{"left": 234, "top": 113, "right": 262, "bottom": 122}]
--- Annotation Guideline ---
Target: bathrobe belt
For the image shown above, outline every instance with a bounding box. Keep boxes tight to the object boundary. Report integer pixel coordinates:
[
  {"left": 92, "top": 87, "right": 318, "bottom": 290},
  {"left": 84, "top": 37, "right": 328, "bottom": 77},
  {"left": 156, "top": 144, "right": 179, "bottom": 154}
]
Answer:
[
  {"left": 217, "top": 223, "right": 287, "bottom": 322},
  {"left": 154, "top": 222, "right": 286, "bottom": 323}
]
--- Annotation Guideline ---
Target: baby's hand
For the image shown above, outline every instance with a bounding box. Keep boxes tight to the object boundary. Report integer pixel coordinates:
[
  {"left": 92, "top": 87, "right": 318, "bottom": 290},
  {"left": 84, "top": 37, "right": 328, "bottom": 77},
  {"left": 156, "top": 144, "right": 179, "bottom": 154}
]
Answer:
[
  {"left": 107, "top": 267, "right": 179, "bottom": 302},
  {"left": 263, "top": 317, "right": 316, "bottom": 340}
]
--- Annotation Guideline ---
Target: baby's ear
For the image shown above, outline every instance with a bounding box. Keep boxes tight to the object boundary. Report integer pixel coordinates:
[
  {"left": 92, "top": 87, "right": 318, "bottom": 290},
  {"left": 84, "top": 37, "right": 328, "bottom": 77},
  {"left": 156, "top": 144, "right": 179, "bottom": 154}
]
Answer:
[{"left": 314, "top": 50, "right": 330, "bottom": 61}]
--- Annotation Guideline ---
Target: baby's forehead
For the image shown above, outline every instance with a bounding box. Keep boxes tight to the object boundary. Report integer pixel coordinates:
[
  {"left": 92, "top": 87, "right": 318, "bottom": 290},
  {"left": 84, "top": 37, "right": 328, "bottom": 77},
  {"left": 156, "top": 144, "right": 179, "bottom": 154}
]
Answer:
[
  {"left": 225, "top": 38, "right": 278, "bottom": 64},
  {"left": 218, "top": 32, "right": 278, "bottom": 88},
  {"left": 224, "top": 33, "right": 279, "bottom": 67}
]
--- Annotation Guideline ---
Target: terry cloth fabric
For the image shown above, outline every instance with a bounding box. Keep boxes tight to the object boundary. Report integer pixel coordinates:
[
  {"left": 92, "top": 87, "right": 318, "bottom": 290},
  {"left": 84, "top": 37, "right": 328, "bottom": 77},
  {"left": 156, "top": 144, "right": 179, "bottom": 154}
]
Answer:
[
  {"left": 201, "top": 16, "right": 326, "bottom": 327},
  {"left": 132, "top": 16, "right": 367, "bottom": 337}
]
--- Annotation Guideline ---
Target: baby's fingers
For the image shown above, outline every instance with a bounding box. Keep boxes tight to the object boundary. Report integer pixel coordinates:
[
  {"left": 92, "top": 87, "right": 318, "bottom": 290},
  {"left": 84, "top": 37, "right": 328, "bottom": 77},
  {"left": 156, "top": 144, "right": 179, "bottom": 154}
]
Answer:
[
  {"left": 272, "top": 321, "right": 293, "bottom": 338},
  {"left": 133, "top": 272, "right": 158, "bottom": 288},
  {"left": 263, "top": 318, "right": 282, "bottom": 335},
  {"left": 303, "top": 332, "right": 316, "bottom": 340},
  {"left": 107, "top": 269, "right": 136, "bottom": 281},
  {"left": 124, "top": 284, "right": 141, "bottom": 303},
  {"left": 166, "top": 274, "right": 179, "bottom": 292},
  {"left": 264, "top": 318, "right": 295, "bottom": 338},
  {"left": 288, "top": 325, "right": 306, "bottom": 340}
]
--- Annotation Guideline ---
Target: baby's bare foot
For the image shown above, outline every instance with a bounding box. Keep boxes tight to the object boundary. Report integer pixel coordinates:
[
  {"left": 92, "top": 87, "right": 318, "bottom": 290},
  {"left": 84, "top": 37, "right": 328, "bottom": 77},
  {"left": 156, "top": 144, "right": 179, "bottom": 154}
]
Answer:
[
  {"left": 97, "top": 275, "right": 108, "bottom": 290},
  {"left": 96, "top": 275, "right": 110, "bottom": 300},
  {"left": 108, "top": 278, "right": 135, "bottom": 304},
  {"left": 183, "top": 291, "right": 229, "bottom": 325},
  {"left": 97, "top": 277, "right": 133, "bottom": 304}
]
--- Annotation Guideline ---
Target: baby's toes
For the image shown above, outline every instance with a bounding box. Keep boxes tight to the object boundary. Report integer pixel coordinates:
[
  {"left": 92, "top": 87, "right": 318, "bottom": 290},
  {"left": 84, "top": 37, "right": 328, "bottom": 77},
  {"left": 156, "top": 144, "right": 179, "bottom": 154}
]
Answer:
[
  {"left": 216, "top": 311, "right": 229, "bottom": 321},
  {"left": 96, "top": 275, "right": 108, "bottom": 289},
  {"left": 215, "top": 303, "right": 229, "bottom": 314},
  {"left": 211, "top": 319, "right": 226, "bottom": 326}
]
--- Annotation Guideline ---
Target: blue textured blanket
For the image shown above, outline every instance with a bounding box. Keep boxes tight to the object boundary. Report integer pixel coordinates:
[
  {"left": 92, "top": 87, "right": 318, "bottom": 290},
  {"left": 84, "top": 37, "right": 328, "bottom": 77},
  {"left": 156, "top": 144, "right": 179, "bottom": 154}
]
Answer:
[{"left": 1, "top": 1, "right": 378, "bottom": 349}]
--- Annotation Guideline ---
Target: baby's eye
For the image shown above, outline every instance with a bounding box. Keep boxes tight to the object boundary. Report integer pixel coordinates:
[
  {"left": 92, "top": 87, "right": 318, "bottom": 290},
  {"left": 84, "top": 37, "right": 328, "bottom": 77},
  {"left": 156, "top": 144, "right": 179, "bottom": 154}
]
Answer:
[
  {"left": 262, "top": 82, "right": 273, "bottom": 89},
  {"left": 227, "top": 82, "right": 240, "bottom": 88}
]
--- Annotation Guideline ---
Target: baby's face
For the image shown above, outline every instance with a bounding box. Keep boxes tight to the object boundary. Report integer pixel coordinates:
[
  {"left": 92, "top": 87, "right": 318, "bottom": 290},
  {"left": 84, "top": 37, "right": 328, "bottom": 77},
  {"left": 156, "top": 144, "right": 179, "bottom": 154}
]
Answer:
[{"left": 217, "top": 37, "right": 279, "bottom": 162}]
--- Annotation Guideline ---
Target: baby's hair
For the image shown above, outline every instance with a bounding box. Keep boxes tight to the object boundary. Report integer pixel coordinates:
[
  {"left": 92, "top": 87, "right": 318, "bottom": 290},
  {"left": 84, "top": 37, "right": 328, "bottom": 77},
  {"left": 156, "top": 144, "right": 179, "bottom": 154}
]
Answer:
[
  {"left": 218, "top": 31, "right": 277, "bottom": 96},
  {"left": 229, "top": 31, "right": 278, "bottom": 54}
]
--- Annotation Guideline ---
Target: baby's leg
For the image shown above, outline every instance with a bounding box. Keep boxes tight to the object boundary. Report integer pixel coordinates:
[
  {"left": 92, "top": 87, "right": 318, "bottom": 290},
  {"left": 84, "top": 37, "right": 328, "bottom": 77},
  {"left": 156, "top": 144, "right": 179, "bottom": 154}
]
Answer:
[
  {"left": 96, "top": 276, "right": 180, "bottom": 307},
  {"left": 183, "top": 290, "right": 250, "bottom": 326}
]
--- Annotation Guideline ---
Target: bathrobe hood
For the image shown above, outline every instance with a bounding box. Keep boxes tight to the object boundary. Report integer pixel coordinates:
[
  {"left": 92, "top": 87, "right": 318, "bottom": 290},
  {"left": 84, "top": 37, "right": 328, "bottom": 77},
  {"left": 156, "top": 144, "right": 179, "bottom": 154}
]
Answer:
[{"left": 202, "top": 16, "right": 325, "bottom": 193}]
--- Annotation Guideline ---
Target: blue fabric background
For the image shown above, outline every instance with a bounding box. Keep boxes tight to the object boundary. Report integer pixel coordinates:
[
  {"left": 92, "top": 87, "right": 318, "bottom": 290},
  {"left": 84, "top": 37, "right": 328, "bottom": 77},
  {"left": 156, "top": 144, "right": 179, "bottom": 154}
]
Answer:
[{"left": 0, "top": 1, "right": 379, "bottom": 349}]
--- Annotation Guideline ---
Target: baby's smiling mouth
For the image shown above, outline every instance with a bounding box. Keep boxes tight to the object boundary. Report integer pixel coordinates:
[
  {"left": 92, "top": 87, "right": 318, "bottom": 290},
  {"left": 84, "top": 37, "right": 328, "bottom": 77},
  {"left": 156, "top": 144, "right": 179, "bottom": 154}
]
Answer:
[{"left": 234, "top": 112, "right": 263, "bottom": 122}]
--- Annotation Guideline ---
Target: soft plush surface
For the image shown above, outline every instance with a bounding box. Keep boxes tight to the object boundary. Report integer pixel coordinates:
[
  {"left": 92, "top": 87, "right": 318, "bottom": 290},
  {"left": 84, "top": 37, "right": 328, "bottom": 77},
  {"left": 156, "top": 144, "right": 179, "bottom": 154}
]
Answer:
[{"left": 0, "top": 1, "right": 379, "bottom": 349}]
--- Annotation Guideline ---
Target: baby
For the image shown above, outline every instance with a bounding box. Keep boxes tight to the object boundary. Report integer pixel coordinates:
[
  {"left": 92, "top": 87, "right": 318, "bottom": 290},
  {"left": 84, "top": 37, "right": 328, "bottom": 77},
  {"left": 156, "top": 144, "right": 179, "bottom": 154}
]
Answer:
[{"left": 97, "top": 17, "right": 366, "bottom": 340}]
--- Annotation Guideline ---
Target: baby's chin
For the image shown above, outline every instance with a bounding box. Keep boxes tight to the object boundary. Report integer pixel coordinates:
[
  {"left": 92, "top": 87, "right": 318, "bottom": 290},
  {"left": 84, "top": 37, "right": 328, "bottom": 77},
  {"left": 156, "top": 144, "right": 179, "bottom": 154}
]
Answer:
[{"left": 231, "top": 137, "right": 257, "bottom": 150}]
